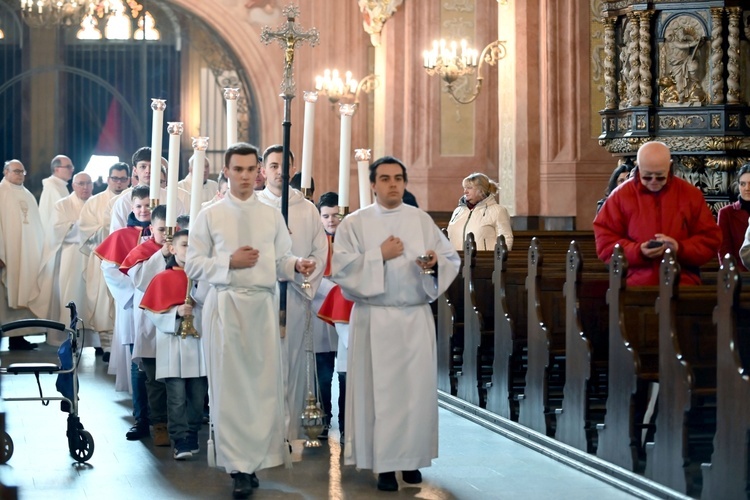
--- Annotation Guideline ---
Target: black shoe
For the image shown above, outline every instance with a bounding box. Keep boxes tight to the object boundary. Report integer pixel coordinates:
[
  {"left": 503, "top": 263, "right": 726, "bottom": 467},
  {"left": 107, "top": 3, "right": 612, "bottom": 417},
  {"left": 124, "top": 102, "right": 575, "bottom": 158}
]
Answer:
[
  {"left": 402, "top": 469, "right": 422, "bottom": 484},
  {"left": 249, "top": 473, "right": 259, "bottom": 488},
  {"left": 102, "top": 351, "right": 111, "bottom": 363},
  {"left": 94, "top": 347, "right": 104, "bottom": 356},
  {"left": 8, "top": 337, "right": 38, "bottom": 351},
  {"left": 230, "top": 472, "right": 254, "bottom": 498},
  {"left": 377, "top": 472, "right": 398, "bottom": 492},
  {"left": 125, "top": 422, "right": 150, "bottom": 440}
]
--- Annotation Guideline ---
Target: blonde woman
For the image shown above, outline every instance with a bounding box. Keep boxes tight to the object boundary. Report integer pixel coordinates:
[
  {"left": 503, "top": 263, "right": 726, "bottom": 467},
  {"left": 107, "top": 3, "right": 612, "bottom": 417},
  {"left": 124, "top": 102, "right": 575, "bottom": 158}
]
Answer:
[{"left": 447, "top": 172, "right": 513, "bottom": 251}]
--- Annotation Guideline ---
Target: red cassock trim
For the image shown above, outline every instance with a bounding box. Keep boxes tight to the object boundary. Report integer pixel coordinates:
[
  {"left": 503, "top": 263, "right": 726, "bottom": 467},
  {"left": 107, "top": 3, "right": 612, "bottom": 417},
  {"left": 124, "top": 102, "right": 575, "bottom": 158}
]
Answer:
[
  {"left": 119, "top": 238, "right": 162, "bottom": 275},
  {"left": 317, "top": 285, "right": 353, "bottom": 325},
  {"left": 94, "top": 226, "right": 143, "bottom": 269},
  {"left": 140, "top": 267, "right": 188, "bottom": 313}
]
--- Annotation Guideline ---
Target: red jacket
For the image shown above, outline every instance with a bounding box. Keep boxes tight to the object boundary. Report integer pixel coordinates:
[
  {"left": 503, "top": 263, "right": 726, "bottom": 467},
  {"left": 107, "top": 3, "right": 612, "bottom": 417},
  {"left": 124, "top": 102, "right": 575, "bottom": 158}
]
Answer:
[
  {"left": 593, "top": 173, "right": 722, "bottom": 285},
  {"left": 717, "top": 201, "right": 750, "bottom": 272}
]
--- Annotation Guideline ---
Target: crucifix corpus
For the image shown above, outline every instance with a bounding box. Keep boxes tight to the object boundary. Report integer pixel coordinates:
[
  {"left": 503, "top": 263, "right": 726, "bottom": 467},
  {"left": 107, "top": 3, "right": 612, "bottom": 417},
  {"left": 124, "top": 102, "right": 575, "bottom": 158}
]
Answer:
[{"left": 260, "top": 4, "right": 319, "bottom": 336}]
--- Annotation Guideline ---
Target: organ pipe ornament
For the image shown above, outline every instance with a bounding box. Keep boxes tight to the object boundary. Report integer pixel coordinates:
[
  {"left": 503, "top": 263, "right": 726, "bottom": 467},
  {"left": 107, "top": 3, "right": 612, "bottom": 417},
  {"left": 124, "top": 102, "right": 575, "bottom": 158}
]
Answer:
[
  {"left": 638, "top": 11, "right": 653, "bottom": 106},
  {"left": 726, "top": 7, "right": 741, "bottom": 105},
  {"left": 603, "top": 18, "right": 617, "bottom": 110},
  {"left": 710, "top": 8, "right": 724, "bottom": 104}
]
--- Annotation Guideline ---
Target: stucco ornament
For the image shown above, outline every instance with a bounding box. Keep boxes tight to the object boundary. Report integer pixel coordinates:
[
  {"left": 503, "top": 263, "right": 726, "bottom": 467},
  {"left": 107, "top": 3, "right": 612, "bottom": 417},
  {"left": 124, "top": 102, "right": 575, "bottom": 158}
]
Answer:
[{"left": 358, "top": 0, "right": 404, "bottom": 47}]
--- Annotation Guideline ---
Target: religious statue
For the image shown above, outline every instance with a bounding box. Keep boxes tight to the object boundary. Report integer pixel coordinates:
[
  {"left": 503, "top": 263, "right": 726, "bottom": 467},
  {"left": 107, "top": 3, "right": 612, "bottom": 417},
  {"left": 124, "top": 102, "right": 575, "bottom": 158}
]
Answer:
[{"left": 663, "top": 17, "right": 708, "bottom": 105}]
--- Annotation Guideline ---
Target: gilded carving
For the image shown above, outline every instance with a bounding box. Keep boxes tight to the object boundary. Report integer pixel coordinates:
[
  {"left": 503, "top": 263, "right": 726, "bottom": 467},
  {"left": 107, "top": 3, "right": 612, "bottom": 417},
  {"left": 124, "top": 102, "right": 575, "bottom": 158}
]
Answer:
[
  {"left": 705, "top": 156, "right": 740, "bottom": 172},
  {"left": 443, "top": 0, "right": 474, "bottom": 13},
  {"left": 636, "top": 115, "right": 646, "bottom": 130},
  {"left": 659, "top": 114, "right": 705, "bottom": 130},
  {"left": 709, "top": 8, "right": 724, "bottom": 104},
  {"left": 711, "top": 114, "right": 721, "bottom": 128},
  {"left": 627, "top": 13, "right": 641, "bottom": 107},
  {"left": 603, "top": 136, "right": 750, "bottom": 155},
  {"left": 679, "top": 156, "right": 702, "bottom": 171},
  {"left": 726, "top": 7, "right": 741, "bottom": 104},
  {"left": 618, "top": 117, "right": 629, "bottom": 132},
  {"left": 609, "top": 118, "right": 615, "bottom": 131},
  {"left": 729, "top": 114, "right": 739, "bottom": 128},
  {"left": 638, "top": 11, "right": 653, "bottom": 105},
  {"left": 358, "top": 0, "right": 404, "bottom": 47},
  {"left": 603, "top": 18, "right": 617, "bottom": 109},
  {"left": 660, "top": 15, "right": 707, "bottom": 106}
]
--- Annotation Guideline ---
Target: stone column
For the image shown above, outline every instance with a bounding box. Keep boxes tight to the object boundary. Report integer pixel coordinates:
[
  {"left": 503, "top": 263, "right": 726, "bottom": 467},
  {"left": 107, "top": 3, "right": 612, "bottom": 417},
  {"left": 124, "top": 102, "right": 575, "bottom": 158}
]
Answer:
[{"left": 710, "top": 7, "right": 724, "bottom": 104}]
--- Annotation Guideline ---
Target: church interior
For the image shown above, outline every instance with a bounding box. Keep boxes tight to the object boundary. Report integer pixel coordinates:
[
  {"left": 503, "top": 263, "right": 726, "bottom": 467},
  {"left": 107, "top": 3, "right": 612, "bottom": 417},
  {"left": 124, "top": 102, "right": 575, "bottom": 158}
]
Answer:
[{"left": 2, "top": 0, "right": 750, "bottom": 498}]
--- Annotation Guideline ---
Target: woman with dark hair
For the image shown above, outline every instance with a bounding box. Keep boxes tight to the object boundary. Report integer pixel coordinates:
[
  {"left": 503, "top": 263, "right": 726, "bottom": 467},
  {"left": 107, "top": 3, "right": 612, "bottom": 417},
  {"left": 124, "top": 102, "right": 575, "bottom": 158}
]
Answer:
[
  {"left": 718, "top": 163, "right": 750, "bottom": 271},
  {"left": 596, "top": 160, "right": 634, "bottom": 214}
]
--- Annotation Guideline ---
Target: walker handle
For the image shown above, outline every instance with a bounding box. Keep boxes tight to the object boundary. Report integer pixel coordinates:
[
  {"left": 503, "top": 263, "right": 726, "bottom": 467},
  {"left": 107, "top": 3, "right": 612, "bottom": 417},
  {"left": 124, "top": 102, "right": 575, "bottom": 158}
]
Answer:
[{"left": 0, "top": 319, "right": 66, "bottom": 335}]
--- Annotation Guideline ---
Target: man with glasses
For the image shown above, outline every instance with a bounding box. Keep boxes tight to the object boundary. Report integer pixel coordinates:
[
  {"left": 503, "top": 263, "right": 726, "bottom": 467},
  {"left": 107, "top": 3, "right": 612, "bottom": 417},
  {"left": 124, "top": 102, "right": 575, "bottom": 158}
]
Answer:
[
  {"left": 0, "top": 160, "right": 45, "bottom": 350},
  {"left": 594, "top": 141, "right": 721, "bottom": 285},
  {"left": 78, "top": 162, "right": 131, "bottom": 367},
  {"left": 39, "top": 155, "right": 74, "bottom": 231}
]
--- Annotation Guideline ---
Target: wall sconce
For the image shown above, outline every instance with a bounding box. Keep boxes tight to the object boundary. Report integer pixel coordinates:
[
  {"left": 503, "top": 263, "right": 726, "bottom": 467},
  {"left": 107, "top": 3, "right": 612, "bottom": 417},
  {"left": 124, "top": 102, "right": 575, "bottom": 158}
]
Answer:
[
  {"left": 423, "top": 39, "right": 507, "bottom": 104},
  {"left": 314, "top": 69, "right": 379, "bottom": 112}
]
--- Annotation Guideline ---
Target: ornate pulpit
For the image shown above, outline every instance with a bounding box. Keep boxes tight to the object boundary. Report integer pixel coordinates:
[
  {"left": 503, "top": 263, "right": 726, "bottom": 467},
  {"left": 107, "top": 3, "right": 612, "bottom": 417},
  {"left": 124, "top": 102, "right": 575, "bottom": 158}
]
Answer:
[{"left": 598, "top": 1, "right": 750, "bottom": 212}]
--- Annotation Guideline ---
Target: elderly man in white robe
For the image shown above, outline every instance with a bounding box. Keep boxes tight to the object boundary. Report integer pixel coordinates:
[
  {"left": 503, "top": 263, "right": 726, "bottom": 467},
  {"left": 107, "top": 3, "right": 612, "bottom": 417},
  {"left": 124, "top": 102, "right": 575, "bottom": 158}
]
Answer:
[
  {"left": 39, "top": 155, "right": 73, "bottom": 229},
  {"left": 185, "top": 142, "right": 317, "bottom": 499},
  {"left": 178, "top": 154, "right": 218, "bottom": 205},
  {"left": 257, "top": 145, "right": 328, "bottom": 443},
  {"left": 35, "top": 173, "right": 94, "bottom": 345},
  {"left": 0, "top": 160, "right": 45, "bottom": 350},
  {"left": 331, "top": 156, "right": 460, "bottom": 492},
  {"left": 79, "top": 162, "right": 130, "bottom": 368},
  {"left": 109, "top": 147, "right": 188, "bottom": 232}
]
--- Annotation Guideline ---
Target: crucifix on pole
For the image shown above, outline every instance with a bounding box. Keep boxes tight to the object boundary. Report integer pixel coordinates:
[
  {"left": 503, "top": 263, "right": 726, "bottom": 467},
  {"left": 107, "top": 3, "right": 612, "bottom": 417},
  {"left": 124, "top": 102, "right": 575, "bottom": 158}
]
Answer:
[{"left": 260, "top": 4, "right": 319, "bottom": 335}]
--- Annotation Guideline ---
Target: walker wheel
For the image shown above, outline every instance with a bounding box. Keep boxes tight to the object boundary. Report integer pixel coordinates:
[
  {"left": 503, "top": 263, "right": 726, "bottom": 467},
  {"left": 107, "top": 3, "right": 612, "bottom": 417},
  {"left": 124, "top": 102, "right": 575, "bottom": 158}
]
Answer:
[
  {"left": 70, "top": 430, "right": 94, "bottom": 463},
  {"left": 1, "top": 432, "right": 13, "bottom": 464}
]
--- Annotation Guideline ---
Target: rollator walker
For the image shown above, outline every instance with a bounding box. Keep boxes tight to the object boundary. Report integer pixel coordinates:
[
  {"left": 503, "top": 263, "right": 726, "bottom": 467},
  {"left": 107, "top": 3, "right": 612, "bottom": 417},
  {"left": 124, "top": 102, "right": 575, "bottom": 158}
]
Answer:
[{"left": 0, "top": 302, "right": 95, "bottom": 463}]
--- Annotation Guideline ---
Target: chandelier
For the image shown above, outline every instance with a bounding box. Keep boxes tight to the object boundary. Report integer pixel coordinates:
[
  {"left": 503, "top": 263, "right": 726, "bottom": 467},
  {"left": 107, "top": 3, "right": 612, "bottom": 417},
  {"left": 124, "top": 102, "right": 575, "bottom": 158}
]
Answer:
[
  {"left": 314, "top": 69, "right": 379, "bottom": 113},
  {"left": 19, "top": 0, "right": 143, "bottom": 29},
  {"left": 423, "top": 39, "right": 507, "bottom": 104}
]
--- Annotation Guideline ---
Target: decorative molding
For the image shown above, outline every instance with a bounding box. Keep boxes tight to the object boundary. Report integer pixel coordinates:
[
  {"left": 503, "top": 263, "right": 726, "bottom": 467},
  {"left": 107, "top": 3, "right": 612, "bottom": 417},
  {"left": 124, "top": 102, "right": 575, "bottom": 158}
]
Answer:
[
  {"left": 637, "top": 10, "right": 653, "bottom": 105},
  {"left": 726, "top": 7, "right": 741, "bottom": 104},
  {"left": 358, "top": 0, "right": 404, "bottom": 47},
  {"left": 709, "top": 8, "right": 724, "bottom": 104},
  {"left": 626, "top": 12, "right": 640, "bottom": 107},
  {"left": 603, "top": 17, "right": 617, "bottom": 109},
  {"left": 658, "top": 114, "right": 705, "bottom": 130}
]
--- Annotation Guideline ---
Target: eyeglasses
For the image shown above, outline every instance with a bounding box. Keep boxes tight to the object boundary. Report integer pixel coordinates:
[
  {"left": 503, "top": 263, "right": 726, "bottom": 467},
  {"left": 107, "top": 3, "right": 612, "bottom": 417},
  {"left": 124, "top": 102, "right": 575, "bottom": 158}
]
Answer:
[
  {"left": 641, "top": 175, "right": 667, "bottom": 182},
  {"left": 109, "top": 176, "right": 129, "bottom": 182},
  {"left": 8, "top": 169, "right": 26, "bottom": 175}
]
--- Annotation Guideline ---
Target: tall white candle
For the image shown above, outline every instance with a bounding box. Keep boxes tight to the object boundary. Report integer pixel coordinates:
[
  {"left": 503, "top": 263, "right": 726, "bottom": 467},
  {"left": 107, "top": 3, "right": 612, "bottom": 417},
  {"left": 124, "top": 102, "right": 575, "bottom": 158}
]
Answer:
[
  {"left": 149, "top": 99, "right": 166, "bottom": 203},
  {"left": 165, "top": 122, "right": 183, "bottom": 228},
  {"left": 338, "top": 104, "right": 356, "bottom": 208},
  {"left": 224, "top": 88, "right": 240, "bottom": 147},
  {"left": 190, "top": 137, "right": 209, "bottom": 221},
  {"left": 354, "top": 148, "right": 372, "bottom": 207},
  {"left": 300, "top": 91, "right": 318, "bottom": 190}
]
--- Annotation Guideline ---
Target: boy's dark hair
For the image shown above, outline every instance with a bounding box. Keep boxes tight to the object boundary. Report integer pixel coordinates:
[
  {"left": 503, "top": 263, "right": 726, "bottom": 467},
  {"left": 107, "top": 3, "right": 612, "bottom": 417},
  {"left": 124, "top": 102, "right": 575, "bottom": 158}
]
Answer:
[
  {"left": 369, "top": 156, "right": 408, "bottom": 184},
  {"left": 262, "top": 144, "right": 295, "bottom": 164},
  {"left": 131, "top": 147, "right": 151, "bottom": 167},
  {"left": 151, "top": 204, "right": 167, "bottom": 221},
  {"left": 317, "top": 192, "right": 338, "bottom": 211},
  {"left": 132, "top": 185, "right": 150, "bottom": 200},
  {"left": 176, "top": 215, "right": 190, "bottom": 230},
  {"left": 224, "top": 142, "right": 260, "bottom": 169},
  {"left": 172, "top": 229, "right": 189, "bottom": 241},
  {"left": 109, "top": 162, "right": 130, "bottom": 177}
]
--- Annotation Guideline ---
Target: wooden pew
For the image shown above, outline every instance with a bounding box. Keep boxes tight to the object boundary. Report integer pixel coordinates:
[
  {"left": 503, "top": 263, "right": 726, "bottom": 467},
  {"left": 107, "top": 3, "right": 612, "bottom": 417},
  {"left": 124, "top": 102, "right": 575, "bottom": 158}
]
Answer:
[
  {"left": 554, "top": 241, "right": 610, "bottom": 453},
  {"left": 457, "top": 234, "right": 481, "bottom": 406},
  {"left": 701, "top": 256, "right": 750, "bottom": 500},
  {"left": 485, "top": 235, "right": 515, "bottom": 420}
]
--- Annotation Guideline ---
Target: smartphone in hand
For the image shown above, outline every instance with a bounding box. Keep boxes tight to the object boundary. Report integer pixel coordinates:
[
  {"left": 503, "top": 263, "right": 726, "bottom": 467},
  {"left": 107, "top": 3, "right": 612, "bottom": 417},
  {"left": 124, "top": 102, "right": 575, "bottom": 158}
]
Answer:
[{"left": 646, "top": 240, "right": 664, "bottom": 249}]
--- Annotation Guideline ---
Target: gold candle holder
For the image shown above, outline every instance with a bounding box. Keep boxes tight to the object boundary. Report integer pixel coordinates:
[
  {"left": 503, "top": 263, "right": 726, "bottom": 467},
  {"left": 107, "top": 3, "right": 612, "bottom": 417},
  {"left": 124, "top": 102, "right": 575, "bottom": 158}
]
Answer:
[
  {"left": 164, "top": 226, "right": 175, "bottom": 243},
  {"left": 338, "top": 206, "right": 350, "bottom": 219},
  {"left": 149, "top": 199, "right": 160, "bottom": 209}
]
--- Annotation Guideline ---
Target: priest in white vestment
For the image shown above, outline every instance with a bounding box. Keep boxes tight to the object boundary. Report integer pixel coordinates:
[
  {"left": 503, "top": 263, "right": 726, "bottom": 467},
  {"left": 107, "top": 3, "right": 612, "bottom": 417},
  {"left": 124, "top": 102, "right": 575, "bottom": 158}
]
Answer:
[
  {"left": 178, "top": 154, "right": 218, "bottom": 205},
  {"left": 0, "top": 160, "right": 45, "bottom": 349},
  {"left": 257, "top": 146, "right": 327, "bottom": 442},
  {"left": 185, "top": 143, "right": 317, "bottom": 498},
  {"left": 331, "top": 157, "right": 460, "bottom": 492},
  {"left": 79, "top": 162, "right": 130, "bottom": 364},
  {"left": 38, "top": 155, "right": 73, "bottom": 231},
  {"left": 109, "top": 148, "right": 187, "bottom": 232},
  {"left": 35, "top": 173, "right": 93, "bottom": 345}
]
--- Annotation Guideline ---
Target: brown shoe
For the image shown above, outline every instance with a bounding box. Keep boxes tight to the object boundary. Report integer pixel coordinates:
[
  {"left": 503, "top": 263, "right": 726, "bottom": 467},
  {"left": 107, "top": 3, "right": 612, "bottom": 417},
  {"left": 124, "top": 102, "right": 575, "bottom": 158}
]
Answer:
[{"left": 153, "top": 423, "right": 170, "bottom": 447}]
